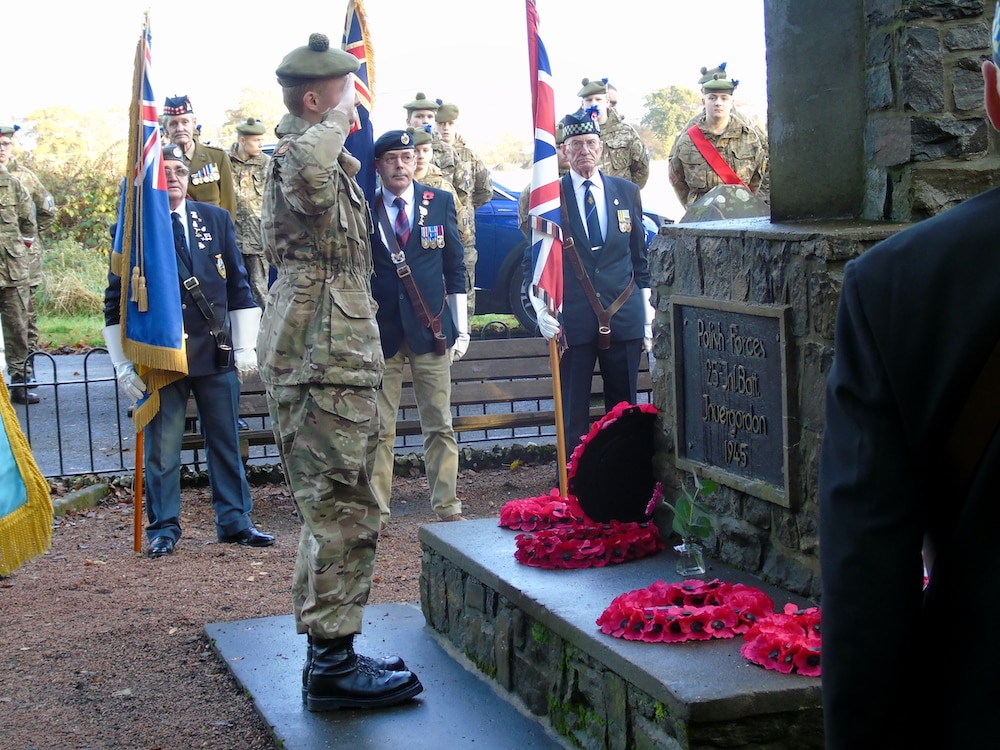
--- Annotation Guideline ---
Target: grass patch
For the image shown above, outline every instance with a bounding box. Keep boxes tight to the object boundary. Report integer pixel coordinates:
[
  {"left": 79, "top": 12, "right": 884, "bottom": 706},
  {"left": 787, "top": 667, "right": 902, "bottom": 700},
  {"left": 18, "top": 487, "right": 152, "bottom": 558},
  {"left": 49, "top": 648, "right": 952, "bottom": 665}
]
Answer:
[
  {"left": 472, "top": 313, "right": 525, "bottom": 337},
  {"left": 38, "top": 314, "right": 104, "bottom": 350}
]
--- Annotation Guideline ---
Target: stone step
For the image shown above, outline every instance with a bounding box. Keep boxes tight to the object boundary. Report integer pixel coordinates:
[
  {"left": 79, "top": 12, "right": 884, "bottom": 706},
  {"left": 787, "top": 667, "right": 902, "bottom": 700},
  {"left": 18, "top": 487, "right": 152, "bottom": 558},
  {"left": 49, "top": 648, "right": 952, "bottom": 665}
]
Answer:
[{"left": 206, "top": 603, "right": 570, "bottom": 749}]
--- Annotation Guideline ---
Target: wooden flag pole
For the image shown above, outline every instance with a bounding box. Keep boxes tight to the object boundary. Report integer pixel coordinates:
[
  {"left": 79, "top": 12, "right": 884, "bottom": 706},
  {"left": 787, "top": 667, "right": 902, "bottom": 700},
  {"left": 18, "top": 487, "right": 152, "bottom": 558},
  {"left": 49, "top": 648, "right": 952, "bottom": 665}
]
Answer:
[
  {"left": 133, "top": 428, "right": 144, "bottom": 554},
  {"left": 548, "top": 337, "right": 569, "bottom": 498}
]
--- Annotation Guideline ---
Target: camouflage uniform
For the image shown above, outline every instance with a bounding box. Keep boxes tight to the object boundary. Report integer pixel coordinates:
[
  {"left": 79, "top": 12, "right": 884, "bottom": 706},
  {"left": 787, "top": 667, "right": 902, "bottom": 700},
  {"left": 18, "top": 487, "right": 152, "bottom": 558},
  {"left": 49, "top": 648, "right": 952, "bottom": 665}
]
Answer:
[
  {"left": 229, "top": 144, "right": 270, "bottom": 306},
  {"left": 258, "top": 109, "right": 385, "bottom": 639},
  {"left": 8, "top": 158, "right": 56, "bottom": 356},
  {"left": 599, "top": 109, "right": 650, "bottom": 188},
  {"left": 448, "top": 135, "right": 491, "bottom": 317},
  {"left": 0, "top": 165, "right": 37, "bottom": 380},
  {"left": 668, "top": 109, "right": 770, "bottom": 208}
]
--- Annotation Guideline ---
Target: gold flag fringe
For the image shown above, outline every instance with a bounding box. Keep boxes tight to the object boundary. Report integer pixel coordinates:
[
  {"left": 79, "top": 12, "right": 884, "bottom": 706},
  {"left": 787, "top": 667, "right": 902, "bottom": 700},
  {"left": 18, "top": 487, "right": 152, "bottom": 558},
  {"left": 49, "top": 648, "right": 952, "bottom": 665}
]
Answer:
[{"left": 0, "top": 380, "right": 53, "bottom": 576}]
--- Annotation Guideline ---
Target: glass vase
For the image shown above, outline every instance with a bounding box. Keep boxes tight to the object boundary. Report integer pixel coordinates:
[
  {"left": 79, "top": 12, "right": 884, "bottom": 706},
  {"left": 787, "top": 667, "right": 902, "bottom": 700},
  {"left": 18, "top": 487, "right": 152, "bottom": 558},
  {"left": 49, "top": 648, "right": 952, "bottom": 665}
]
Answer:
[{"left": 674, "top": 539, "right": 706, "bottom": 577}]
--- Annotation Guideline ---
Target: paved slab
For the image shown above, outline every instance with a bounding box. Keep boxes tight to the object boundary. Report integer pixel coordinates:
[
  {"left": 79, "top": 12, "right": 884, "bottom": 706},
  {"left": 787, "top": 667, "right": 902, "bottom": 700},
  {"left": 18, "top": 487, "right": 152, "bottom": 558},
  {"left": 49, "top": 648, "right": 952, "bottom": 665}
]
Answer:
[{"left": 206, "top": 603, "right": 569, "bottom": 750}]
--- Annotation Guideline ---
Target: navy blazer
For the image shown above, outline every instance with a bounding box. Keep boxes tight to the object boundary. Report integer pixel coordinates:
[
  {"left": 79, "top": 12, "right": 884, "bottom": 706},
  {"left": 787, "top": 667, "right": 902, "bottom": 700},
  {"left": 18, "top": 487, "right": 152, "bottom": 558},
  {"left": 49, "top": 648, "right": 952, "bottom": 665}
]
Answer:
[
  {"left": 370, "top": 182, "right": 465, "bottom": 358},
  {"left": 105, "top": 200, "right": 257, "bottom": 377},
  {"left": 559, "top": 171, "right": 649, "bottom": 346}
]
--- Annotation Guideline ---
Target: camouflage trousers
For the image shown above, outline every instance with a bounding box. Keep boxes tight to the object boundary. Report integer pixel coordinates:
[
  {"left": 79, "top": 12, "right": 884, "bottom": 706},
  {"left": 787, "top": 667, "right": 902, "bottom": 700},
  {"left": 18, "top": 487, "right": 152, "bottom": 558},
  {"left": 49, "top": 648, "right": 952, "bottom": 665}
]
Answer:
[
  {"left": 241, "top": 254, "right": 269, "bottom": 310},
  {"left": 266, "top": 382, "right": 380, "bottom": 639},
  {"left": 0, "top": 284, "right": 31, "bottom": 379}
]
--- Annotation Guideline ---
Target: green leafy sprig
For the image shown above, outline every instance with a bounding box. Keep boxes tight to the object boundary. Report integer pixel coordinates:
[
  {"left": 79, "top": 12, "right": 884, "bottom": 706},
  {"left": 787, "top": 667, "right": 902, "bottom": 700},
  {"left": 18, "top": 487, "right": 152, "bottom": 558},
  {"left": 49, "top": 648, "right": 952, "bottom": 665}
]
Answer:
[{"left": 659, "top": 471, "right": 716, "bottom": 542}]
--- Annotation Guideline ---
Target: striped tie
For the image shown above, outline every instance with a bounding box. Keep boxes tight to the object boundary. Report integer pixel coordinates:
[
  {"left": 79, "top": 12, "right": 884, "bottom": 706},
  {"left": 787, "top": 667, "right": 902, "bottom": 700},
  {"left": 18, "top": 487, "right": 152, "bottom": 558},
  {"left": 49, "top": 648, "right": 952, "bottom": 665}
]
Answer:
[
  {"left": 393, "top": 196, "right": 410, "bottom": 248},
  {"left": 583, "top": 180, "right": 602, "bottom": 249}
]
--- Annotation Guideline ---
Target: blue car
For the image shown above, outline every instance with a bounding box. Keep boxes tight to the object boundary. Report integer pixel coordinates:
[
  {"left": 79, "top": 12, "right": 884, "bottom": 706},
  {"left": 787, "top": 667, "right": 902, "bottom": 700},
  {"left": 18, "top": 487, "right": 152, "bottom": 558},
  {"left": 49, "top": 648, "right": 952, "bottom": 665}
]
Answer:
[{"left": 474, "top": 181, "right": 664, "bottom": 330}]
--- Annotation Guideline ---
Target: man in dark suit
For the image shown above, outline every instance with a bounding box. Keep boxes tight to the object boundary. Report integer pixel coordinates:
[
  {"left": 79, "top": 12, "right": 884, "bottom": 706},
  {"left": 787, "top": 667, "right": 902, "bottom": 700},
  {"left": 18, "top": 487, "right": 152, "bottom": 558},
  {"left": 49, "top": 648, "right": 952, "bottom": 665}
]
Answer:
[
  {"left": 530, "top": 109, "right": 652, "bottom": 454},
  {"left": 367, "top": 129, "right": 467, "bottom": 528},
  {"left": 818, "top": 14, "right": 1000, "bottom": 746},
  {"left": 103, "top": 144, "right": 271, "bottom": 557}
]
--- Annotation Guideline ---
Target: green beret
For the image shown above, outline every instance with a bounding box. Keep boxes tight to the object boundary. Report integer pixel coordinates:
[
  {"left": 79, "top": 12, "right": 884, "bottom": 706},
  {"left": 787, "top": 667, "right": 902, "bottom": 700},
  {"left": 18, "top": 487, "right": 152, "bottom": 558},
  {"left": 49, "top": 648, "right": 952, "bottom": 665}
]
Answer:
[
  {"left": 0, "top": 124, "right": 18, "bottom": 138},
  {"left": 435, "top": 102, "right": 459, "bottom": 123},
  {"left": 577, "top": 78, "right": 608, "bottom": 98},
  {"left": 403, "top": 92, "right": 439, "bottom": 112},
  {"left": 276, "top": 33, "right": 359, "bottom": 85},
  {"left": 555, "top": 122, "right": 565, "bottom": 145},
  {"left": 699, "top": 63, "right": 737, "bottom": 92},
  {"left": 236, "top": 117, "right": 266, "bottom": 136},
  {"left": 407, "top": 126, "right": 433, "bottom": 147}
]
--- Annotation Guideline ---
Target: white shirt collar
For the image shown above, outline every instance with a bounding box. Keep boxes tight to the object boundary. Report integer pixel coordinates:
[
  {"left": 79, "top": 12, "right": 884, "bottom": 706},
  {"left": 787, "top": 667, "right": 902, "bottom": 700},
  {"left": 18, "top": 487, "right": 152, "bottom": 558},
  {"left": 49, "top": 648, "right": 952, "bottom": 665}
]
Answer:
[
  {"left": 382, "top": 183, "right": 416, "bottom": 210},
  {"left": 570, "top": 169, "right": 604, "bottom": 193}
]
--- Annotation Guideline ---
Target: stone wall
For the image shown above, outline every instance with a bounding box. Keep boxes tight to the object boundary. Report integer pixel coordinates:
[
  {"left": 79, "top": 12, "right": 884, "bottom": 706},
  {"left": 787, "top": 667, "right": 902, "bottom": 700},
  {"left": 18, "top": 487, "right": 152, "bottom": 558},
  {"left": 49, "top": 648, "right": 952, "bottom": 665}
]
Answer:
[{"left": 648, "top": 220, "right": 903, "bottom": 598}]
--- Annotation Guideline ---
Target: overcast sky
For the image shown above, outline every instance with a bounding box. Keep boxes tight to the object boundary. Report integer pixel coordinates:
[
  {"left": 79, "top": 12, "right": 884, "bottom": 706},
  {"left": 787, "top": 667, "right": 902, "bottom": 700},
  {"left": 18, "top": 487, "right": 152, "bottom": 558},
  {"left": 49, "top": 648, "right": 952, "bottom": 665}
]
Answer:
[{"left": 8, "top": 0, "right": 766, "bottom": 144}]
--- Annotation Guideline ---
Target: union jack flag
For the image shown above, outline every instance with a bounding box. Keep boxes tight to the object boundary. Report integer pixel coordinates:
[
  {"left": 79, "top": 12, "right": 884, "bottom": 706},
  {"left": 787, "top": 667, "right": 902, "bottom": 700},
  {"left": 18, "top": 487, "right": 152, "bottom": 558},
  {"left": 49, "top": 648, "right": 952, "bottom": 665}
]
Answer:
[
  {"left": 343, "top": 0, "right": 377, "bottom": 206},
  {"left": 526, "top": 0, "right": 563, "bottom": 331},
  {"left": 111, "top": 13, "right": 186, "bottom": 430}
]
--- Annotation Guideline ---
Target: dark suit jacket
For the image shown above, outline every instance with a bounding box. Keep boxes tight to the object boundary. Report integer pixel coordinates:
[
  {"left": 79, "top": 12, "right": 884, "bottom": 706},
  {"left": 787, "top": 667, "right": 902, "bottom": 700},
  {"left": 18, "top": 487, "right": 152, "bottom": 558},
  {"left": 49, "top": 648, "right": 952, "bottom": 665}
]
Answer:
[
  {"left": 105, "top": 200, "right": 257, "bottom": 378},
  {"left": 819, "top": 186, "right": 1000, "bottom": 749},
  {"left": 370, "top": 182, "right": 465, "bottom": 358},
  {"left": 559, "top": 171, "right": 648, "bottom": 347}
]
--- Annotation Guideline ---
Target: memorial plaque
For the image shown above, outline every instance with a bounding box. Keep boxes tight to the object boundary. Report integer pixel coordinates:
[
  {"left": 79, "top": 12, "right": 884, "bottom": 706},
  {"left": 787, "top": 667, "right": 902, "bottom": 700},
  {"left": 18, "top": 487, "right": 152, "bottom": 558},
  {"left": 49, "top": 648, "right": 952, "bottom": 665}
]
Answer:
[{"left": 671, "top": 297, "right": 791, "bottom": 506}]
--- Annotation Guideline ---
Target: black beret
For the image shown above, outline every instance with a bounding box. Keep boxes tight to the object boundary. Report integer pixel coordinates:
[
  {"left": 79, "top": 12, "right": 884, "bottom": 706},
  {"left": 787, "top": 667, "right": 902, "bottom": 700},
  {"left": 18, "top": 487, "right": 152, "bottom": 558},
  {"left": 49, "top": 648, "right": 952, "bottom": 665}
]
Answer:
[
  {"left": 162, "top": 144, "right": 185, "bottom": 162},
  {"left": 374, "top": 129, "right": 414, "bottom": 158}
]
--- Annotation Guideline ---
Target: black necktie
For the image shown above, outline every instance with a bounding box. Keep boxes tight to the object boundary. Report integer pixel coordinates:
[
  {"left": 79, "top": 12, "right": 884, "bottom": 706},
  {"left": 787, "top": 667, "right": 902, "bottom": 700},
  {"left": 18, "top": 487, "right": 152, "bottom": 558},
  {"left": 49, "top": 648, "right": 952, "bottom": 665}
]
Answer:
[
  {"left": 583, "top": 180, "right": 602, "bottom": 249},
  {"left": 393, "top": 197, "right": 410, "bottom": 248},
  {"left": 171, "top": 211, "right": 190, "bottom": 264}
]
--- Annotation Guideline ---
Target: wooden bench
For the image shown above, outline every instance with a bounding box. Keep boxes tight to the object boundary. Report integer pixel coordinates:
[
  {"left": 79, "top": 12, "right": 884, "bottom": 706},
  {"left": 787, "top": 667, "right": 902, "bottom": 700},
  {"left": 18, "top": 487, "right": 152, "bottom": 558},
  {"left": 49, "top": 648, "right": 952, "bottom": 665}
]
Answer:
[{"left": 180, "top": 336, "right": 653, "bottom": 454}]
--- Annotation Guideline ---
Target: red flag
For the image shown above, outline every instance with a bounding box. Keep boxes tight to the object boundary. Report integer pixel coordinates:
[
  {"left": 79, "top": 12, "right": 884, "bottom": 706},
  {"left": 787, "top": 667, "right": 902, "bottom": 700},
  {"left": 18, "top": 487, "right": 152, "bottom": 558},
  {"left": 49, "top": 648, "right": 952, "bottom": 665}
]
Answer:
[{"left": 526, "top": 0, "right": 563, "bottom": 320}]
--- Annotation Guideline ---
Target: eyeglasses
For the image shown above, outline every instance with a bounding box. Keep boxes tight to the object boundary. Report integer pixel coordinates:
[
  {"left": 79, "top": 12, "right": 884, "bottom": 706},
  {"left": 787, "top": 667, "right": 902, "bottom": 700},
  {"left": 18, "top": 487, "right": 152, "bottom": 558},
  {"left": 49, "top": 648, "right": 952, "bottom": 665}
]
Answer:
[
  {"left": 163, "top": 166, "right": 189, "bottom": 177},
  {"left": 378, "top": 153, "right": 415, "bottom": 165},
  {"left": 566, "top": 139, "right": 601, "bottom": 152}
]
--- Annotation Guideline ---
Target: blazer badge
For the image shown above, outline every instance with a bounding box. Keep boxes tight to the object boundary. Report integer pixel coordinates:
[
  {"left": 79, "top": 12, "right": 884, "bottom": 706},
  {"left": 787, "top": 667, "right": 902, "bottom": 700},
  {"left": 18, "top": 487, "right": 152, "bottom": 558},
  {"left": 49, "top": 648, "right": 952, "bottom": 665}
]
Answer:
[{"left": 215, "top": 254, "right": 226, "bottom": 279}]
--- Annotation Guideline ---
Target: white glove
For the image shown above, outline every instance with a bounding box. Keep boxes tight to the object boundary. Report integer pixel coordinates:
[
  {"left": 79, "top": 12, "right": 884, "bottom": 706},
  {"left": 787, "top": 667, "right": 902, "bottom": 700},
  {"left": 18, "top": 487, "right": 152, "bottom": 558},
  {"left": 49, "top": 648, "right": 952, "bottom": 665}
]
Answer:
[
  {"left": 641, "top": 288, "right": 654, "bottom": 352},
  {"left": 102, "top": 324, "right": 147, "bottom": 403},
  {"left": 529, "top": 291, "right": 560, "bottom": 340},
  {"left": 230, "top": 306, "right": 262, "bottom": 382},
  {"left": 448, "top": 293, "right": 470, "bottom": 363}
]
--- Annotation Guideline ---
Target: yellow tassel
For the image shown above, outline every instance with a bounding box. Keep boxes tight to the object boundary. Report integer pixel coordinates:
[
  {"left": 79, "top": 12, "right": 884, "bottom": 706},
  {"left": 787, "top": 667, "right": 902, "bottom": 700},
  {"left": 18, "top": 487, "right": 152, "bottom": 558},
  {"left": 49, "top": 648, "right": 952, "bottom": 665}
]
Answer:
[
  {"left": 110, "top": 250, "right": 123, "bottom": 278},
  {"left": 130, "top": 265, "right": 140, "bottom": 303},
  {"left": 137, "top": 275, "right": 148, "bottom": 312}
]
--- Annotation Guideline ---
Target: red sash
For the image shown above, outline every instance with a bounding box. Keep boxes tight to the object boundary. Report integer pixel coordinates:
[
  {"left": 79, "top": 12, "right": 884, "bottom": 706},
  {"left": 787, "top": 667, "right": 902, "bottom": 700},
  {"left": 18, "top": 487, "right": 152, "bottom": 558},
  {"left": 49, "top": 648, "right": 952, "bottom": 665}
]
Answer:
[{"left": 686, "top": 125, "right": 747, "bottom": 188}]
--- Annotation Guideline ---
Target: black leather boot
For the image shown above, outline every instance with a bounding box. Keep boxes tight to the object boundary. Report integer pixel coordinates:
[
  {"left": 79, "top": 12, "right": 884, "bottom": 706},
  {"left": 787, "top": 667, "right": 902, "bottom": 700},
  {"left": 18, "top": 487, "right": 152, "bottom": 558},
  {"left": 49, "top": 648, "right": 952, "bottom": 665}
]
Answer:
[
  {"left": 302, "top": 635, "right": 408, "bottom": 701},
  {"left": 9, "top": 375, "right": 39, "bottom": 405},
  {"left": 306, "top": 635, "right": 422, "bottom": 711}
]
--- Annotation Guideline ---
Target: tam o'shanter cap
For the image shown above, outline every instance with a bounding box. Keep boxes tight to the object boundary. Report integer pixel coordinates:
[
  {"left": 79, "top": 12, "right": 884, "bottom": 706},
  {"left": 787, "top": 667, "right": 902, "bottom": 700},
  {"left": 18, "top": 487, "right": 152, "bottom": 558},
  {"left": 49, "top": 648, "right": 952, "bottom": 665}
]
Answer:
[
  {"left": 237, "top": 117, "right": 266, "bottom": 136},
  {"left": 577, "top": 77, "right": 608, "bottom": 97},
  {"left": 435, "top": 102, "right": 459, "bottom": 122},
  {"left": 374, "top": 129, "right": 414, "bottom": 157},
  {"left": 407, "top": 125, "right": 433, "bottom": 147},
  {"left": 162, "top": 144, "right": 185, "bottom": 162},
  {"left": 163, "top": 95, "right": 194, "bottom": 116},
  {"left": 403, "top": 92, "right": 439, "bottom": 112},
  {"left": 276, "top": 33, "right": 359, "bottom": 84},
  {"left": 0, "top": 123, "right": 19, "bottom": 137},
  {"left": 699, "top": 62, "right": 737, "bottom": 92},
  {"left": 555, "top": 122, "right": 565, "bottom": 145},
  {"left": 561, "top": 109, "right": 600, "bottom": 138}
]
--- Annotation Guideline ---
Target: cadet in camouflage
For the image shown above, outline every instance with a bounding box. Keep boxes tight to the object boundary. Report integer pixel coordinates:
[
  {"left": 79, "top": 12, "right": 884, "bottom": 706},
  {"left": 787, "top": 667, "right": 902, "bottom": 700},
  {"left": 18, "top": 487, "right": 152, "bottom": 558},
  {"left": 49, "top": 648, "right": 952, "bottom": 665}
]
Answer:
[
  {"left": 409, "top": 126, "right": 471, "bottom": 247},
  {"left": 0, "top": 151, "right": 38, "bottom": 401},
  {"left": 667, "top": 63, "right": 769, "bottom": 208},
  {"left": 578, "top": 78, "right": 650, "bottom": 188},
  {"left": 435, "top": 102, "right": 491, "bottom": 317},
  {"left": 260, "top": 32, "right": 421, "bottom": 712},
  {"left": 0, "top": 124, "right": 55, "bottom": 376},
  {"left": 229, "top": 117, "right": 271, "bottom": 306},
  {"left": 402, "top": 93, "right": 457, "bottom": 187}
]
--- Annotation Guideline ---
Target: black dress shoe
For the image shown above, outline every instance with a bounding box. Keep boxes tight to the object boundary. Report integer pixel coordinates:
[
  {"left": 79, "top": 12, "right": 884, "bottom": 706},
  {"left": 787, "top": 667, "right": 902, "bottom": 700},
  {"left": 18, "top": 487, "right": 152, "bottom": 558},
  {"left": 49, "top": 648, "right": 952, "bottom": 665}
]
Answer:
[
  {"left": 9, "top": 386, "right": 39, "bottom": 405},
  {"left": 148, "top": 536, "right": 174, "bottom": 557},
  {"left": 220, "top": 525, "right": 275, "bottom": 547}
]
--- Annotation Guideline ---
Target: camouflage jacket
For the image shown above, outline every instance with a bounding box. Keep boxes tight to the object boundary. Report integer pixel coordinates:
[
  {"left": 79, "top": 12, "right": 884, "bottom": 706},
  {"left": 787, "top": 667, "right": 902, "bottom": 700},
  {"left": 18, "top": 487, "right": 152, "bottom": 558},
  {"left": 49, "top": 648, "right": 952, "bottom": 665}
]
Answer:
[
  {"left": 599, "top": 109, "right": 650, "bottom": 188},
  {"left": 431, "top": 132, "right": 456, "bottom": 187},
  {"left": 7, "top": 158, "right": 55, "bottom": 285},
  {"left": 0, "top": 165, "right": 37, "bottom": 287},
  {"left": 258, "top": 111, "right": 384, "bottom": 389},
  {"left": 668, "top": 110, "right": 769, "bottom": 208},
  {"left": 418, "top": 163, "right": 473, "bottom": 247},
  {"left": 228, "top": 145, "right": 270, "bottom": 256},
  {"left": 451, "top": 135, "right": 492, "bottom": 210}
]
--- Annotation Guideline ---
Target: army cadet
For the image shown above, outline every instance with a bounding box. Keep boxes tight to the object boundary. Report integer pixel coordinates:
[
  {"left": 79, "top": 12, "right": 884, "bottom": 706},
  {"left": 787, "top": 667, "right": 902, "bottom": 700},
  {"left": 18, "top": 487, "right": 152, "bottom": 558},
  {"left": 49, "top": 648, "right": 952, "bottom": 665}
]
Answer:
[
  {"left": 578, "top": 78, "right": 649, "bottom": 188},
  {"left": 259, "top": 32, "right": 423, "bottom": 712},
  {"left": 163, "top": 95, "right": 237, "bottom": 220},
  {"left": 668, "top": 63, "right": 769, "bottom": 209},
  {"left": 409, "top": 126, "right": 472, "bottom": 248},
  {"left": 0, "top": 124, "right": 55, "bottom": 399},
  {"left": 435, "top": 102, "right": 491, "bottom": 317},
  {"left": 607, "top": 83, "right": 619, "bottom": 113},
  {"left": 229, "top": 117, "right": 271, "bottom": 307},
  {"left": 402, "top": 92, "right": 457, "bottom": 187},
  {"left": 0, "top": 150, "right": 38, "bottom": 405}
]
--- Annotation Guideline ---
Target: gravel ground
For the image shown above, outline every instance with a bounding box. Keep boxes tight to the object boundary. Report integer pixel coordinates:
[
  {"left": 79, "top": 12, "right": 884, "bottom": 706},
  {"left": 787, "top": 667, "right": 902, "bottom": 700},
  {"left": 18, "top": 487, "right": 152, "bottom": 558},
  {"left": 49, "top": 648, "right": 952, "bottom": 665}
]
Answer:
[{"left": 0, "top": 462, "right": 554, "bottom": 750}]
